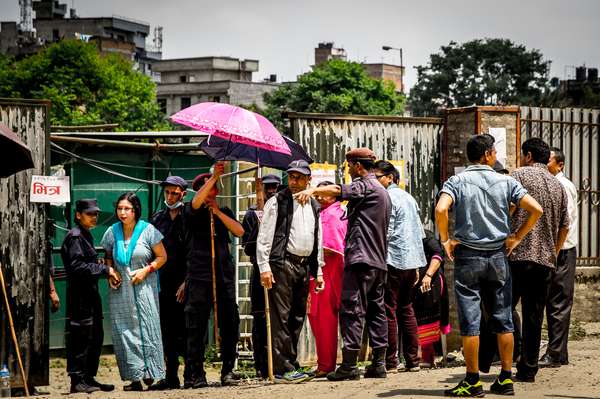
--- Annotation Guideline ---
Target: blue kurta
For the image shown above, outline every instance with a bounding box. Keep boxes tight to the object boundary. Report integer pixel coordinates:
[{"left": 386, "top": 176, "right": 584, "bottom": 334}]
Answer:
[{"left": 101, "top": 222, "right": 166, "bottom": 382}]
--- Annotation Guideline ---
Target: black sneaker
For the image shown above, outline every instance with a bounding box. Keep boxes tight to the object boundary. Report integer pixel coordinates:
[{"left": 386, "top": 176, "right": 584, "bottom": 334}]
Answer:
[
  {"left": 85, "top": 377, "right": 115, "bottom": 392},
  {"left": 70, "top": 382, "right": 101, "bottom": 394},
  {"left": 149, "top": 378, "right": 180, "bottom": 390},
  {"left": 538, "top": 354, "right": 561, "bottom": 368},
  {"left": 444, "top": 379, "right": 485, "bottom": 397},
  {"left": 326, "top": 366, "right": 360, "bottom": 381},
  {"left": 514, "top": 372, "right": 535, "bottom": 383},
  {"left": 364, "top": 364, "right": 387, "bottom": 378},
  {"left": 221, "top": 372, "right": 240, "bottom": 386},
  {"left": 490, "top": 377, "right": 515, "bottom": 395}
]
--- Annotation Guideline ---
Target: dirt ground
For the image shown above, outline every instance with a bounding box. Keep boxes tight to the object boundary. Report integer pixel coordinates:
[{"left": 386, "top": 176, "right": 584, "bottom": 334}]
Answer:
[{"left": 33, "top": 322, "right": 600, "bottom": 399}]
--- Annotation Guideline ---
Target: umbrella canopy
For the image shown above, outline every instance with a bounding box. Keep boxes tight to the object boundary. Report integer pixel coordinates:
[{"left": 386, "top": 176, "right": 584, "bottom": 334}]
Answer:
[
  {"left": 0, "top": 123, "right": 34, "bottom": 178},
  {"left": 199, "top": 135, "right": 313, "bottom": 171},
  {"left": 170, "top": 102, "right": 291, "bottom": 155}
]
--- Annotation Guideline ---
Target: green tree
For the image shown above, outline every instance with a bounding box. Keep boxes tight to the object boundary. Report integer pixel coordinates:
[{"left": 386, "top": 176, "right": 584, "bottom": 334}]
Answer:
[
  {"left": 0, "top": 40, "right": 168, "bottom": 130},
  {"left": 263, "top": 59, "right": 405, "bottom": 129},
  {"left": 409, "top": 38, "right": 551, "bottom": 116}
]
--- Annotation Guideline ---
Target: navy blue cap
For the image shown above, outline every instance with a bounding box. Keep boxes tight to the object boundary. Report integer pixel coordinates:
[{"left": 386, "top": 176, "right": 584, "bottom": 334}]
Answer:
[
  {"left": 262, "top": 174, "right": 281, "bottom": 185},
  {"left": 76, "top": 199, "right": 100, "bottom": 213},
  {"left": 160, "top": 175, "right": 188, "bottom": 190},
  {"left": 286, "top": 160, "right": 311, "bottom": 176}
]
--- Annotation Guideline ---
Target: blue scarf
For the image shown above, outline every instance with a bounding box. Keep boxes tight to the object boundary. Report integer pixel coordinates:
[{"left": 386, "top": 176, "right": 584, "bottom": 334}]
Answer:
[{"left": 112, "top": 220, "right": 148, "bottom": 266}]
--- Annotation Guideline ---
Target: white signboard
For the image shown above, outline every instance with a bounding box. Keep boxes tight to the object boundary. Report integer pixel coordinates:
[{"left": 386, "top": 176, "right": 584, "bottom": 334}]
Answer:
[
  {"left": 488, "top": 127, "right": 507, "bottom": 168},
  {"left": 30, "top": 175, "right": 70, "bottom": 203}
]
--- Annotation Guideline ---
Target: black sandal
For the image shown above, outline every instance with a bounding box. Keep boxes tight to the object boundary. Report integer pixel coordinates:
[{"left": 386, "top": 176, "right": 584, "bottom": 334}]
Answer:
[{"left": 123, "top": 381, "right": 143, "bottom": 391}]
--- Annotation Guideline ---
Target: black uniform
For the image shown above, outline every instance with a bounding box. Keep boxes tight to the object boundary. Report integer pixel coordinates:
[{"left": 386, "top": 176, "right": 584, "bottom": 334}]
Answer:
[
  {"left": 241, "top": 205, "right": 268, "bottom": 377},
  {"left": 61, "top": 225, "right": 108, "bottom": 385},
  {"left": 182, "top": 202, "right": 240, "bottom": 382},
  {"left": 150, "top": 208, "right": 188, "bottom": 384}
]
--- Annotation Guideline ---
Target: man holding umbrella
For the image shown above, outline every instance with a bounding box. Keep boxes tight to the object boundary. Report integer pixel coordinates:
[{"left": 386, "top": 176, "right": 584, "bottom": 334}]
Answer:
[
  {"left": 241, "top": 174, "right": 282, "bottom": 379},
  {"left": 149, "top": 176, "right": 189, "bottom": 390},
  {"left": 182, "top": 163, "right": 245, "bottom": 388},
  {"left": 256, "top": 160, "right": 325, "bottom": 383}
]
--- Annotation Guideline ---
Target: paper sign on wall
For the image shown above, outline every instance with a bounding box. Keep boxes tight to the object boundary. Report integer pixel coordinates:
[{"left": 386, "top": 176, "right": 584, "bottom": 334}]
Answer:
[
  {"left": 488, "top": 127, "right": 507, "bottom": 168},
  {"left": 310, "top": 163, "right": 337, "bottom": 187},
  {"left": 389, "top": 160, "right": 407, "bottom": 190},
  {"left": 30, "top": 175, "right": 70, "bottom": 203}
]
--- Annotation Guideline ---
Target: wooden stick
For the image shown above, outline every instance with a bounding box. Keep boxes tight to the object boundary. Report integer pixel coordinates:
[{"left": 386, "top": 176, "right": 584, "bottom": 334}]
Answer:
[
  {"left": 0, "top": 262, "right": 29, "bottom": 397},
  {"left": 209, "top": 209, "right": 220, "bottom": 352},
  {"left": 264, "top": 287, "right": 274, "bottom": 382}
]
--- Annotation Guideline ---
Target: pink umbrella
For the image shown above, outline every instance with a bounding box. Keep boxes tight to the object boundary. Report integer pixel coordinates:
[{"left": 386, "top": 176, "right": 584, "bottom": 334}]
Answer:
[{"left": 170, "top": 102, "right": 291, "bottom": 155}]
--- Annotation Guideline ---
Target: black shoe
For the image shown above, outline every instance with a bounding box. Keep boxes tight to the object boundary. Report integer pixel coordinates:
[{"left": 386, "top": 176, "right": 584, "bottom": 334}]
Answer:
[
  {"left": 149, "top": 378, "right": 180, "bottom": 390},
  {"left": 444, "top": 379, "right": 485, "bottom": 397},
  {"left": 221, "top": 372, "right": 239, "bottom": 386},
  {"left": 123, "top": 381, "right": 144, "bottom": 391},
  {"left": 85, "top": 377, "right": 115, "bottom": 392},
  {"left": 327, "top": 366, "right": 360, "bottom": 381},
  {"left": 70, "top": 381, "right": 101, "bottom": 394},
  {"left": 364, "top": 364, "right": 387, "bottom": 378},
  {"left": 490, "top": 377, "right": 515, "bottom": 395},
  {"left": 186, "top": 375, "right": 208, "bottom": 389},
  {"left": 538, "top": 354, "right": 561, "bottom": 368},
  {"left": 514, "top": 373, "right": 535, "bottom": 383}
]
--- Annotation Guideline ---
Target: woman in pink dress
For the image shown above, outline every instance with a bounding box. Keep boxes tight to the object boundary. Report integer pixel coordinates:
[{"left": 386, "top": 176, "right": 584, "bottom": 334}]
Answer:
[{"left": 308, "top": 181, "right": 348, "bottom": 377}]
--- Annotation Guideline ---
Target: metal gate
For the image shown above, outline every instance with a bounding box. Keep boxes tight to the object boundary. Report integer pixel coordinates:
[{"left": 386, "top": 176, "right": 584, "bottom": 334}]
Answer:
[{"left": 520, "top": 106, "right": 600, "bottom": 267}]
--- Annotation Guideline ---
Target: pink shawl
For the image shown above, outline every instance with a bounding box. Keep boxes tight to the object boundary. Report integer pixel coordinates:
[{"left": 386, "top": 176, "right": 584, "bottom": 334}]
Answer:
[{"left": 321, "top": 201, "right": 347, "bottom": 255}]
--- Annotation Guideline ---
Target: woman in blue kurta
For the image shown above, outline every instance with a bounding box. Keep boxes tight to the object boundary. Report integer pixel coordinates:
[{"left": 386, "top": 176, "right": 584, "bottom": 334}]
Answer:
[{"left": 101, "top": 192, "right": 168, "bottom": 391}]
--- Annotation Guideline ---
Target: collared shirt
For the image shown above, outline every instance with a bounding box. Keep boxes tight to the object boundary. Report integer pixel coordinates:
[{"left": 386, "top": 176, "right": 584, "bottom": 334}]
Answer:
[
  {"left": 556, "top": 172, "right": 578, "bottom": 250},
  {"left": 441, "top": 164, "right": 528, "bottom": 250},
  {"left": 510, "top": 163, "right": 570, "bottom": 267},
  {"left": 386, "top": 184, "right": 427, "bottom": 270},
  {"left": 339, "top": 173, "right": 391, "bottom": 270},
  {"left": 256, "top": 195, "right": 324, "bottom": 274}
]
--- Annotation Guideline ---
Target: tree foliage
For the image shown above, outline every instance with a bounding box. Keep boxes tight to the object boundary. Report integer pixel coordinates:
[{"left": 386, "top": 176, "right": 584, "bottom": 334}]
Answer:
[
  {"left": 0, "top": 40, "right": 168, "bottom": 130},
  {"left": 263, "top": 59, "right": 405, "bottom": 129},
  {"left": 409, "top": 38, "right": 551, "bottom": 116}
]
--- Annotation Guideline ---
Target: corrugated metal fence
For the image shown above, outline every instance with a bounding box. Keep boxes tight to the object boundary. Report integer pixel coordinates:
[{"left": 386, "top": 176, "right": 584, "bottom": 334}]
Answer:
[
  {"left": 289, "top": 112, "right": 444, "bottom": 229},
  {"left": 520, "top": 107, "right": 600, "bottom": 267}
]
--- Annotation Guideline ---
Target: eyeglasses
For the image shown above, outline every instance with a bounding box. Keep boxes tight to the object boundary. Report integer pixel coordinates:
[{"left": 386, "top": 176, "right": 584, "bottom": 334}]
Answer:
[
  {"left": 375, "top": 174, "right": 386, "bottom": 178},
  {"left": 117, "top": 207, "right": 134, "bottom": 213}
]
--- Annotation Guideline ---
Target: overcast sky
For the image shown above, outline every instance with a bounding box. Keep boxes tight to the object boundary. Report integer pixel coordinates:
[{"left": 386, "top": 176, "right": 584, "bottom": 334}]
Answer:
[{"left": 2, "top": 0, "right": 599, "bottom": 90}]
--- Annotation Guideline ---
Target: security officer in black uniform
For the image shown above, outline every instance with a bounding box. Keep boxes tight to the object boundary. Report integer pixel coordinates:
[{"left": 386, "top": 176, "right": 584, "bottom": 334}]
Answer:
[
  {"left": 61, "top": 199, "right": 121, "bottom": 393},
  {"left": 241, "top": 174, "right": 281, "bottom": 378},
  {"left": 149, "top": 176, "right": 189, "bottom": 390},
  {"left": 183, "top": 163, "right": 244, "bottom": 388}
]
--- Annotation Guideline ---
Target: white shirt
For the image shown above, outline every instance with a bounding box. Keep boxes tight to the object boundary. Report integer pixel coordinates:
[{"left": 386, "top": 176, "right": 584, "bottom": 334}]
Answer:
[
  {"left": 556, "top": 172, "right": 578, "bottom": 249},
  {"left": 256, "top": 194, "right": 324, "bottom": 275}
]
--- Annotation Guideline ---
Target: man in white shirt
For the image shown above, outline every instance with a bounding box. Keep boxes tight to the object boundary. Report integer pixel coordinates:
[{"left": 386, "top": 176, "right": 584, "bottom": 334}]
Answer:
[
  {"left": 256, "top": 160, "right": 325, "bottom": 383},
  {"left": 541, "top": 147, "right": 579, "bottom": 368}
]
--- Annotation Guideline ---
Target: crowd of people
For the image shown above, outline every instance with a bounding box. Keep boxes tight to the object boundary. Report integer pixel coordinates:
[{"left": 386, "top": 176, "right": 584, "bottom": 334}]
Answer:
[{"left": 59, "top": 136, "right": 578, "bottom": 397}]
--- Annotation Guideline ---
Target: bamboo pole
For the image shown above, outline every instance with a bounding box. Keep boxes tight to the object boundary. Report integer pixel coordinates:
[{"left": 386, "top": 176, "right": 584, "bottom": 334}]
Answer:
[
  {"left": 209, "top": 210, "right": 220, "bottom": 352},
  {"left": 0, "top": 262, "right": 29, "bottom": 397}
]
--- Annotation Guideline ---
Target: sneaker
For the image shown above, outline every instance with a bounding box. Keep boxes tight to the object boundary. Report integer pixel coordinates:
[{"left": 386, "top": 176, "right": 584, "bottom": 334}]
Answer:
[
  {"left": 364, "top": 364, "right": 387, "bottom": 378},
  {"left": 444, "top": 379, "right": 485, "bottom": 397},
  {"left": 70, "top": 382, "right": 101, "bottom": 394},
  {"left": 490, "top": 377, "right": 515, "bottom": 395},
  {"left": 514, "top": 372, "right": 535, "bottom": 383},
  {"left": 85, "top": 377, "right": 115, "bottom": 392},
  {"left": 149, "top": 378, "right": 180, "bottom": 390},
  {"left": 274, "top": 370, "right": 310, "bottom": 384},
  {"left": 327, "top": 365, "right": 360, "bottom": 381}
]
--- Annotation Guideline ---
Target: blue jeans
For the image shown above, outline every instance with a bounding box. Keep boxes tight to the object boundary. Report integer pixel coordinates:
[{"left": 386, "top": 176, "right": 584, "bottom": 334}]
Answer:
[{"left": 454, "top": 245, "right": 513, "bottom": 336}]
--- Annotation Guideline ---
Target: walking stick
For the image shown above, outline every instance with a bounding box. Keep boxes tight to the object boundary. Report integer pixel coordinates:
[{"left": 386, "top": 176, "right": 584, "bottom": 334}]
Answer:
[
  {"left": 264, "top": 287, "right": 274, "bottom": 382},
  {"left": 209, "top": 209, "right": 220, "bottom": 352},
  {"left": 0, "top": 262, "right": 29, "bottom": 397}
]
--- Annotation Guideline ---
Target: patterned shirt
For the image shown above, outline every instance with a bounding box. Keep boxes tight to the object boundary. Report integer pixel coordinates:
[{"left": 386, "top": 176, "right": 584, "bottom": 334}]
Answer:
[{"left": 509, "top": 163, "right": 569, "bottom": 268}]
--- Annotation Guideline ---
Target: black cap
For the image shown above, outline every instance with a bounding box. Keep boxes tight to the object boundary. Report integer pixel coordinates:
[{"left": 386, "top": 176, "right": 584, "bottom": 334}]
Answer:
[
  {"left": 76, "top": 199, "right": 100, "bottom": 213},
  {"left": 262, "top": 174, "right": 281, "bottom": 185},
  {"left": 286, "top": 160, "right": 311, "bottom": 176},
  {"left": 160, "top": 175, "right": 188, "bottom": 190}
]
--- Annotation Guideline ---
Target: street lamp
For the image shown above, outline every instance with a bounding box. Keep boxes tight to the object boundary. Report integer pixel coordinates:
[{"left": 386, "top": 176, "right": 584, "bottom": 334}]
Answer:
[{"left": 382, "top": 45, "right": 403, "bottom": 68}]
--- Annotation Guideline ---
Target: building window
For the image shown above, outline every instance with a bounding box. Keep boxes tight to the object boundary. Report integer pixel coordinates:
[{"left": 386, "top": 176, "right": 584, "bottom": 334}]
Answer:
[
  {"left": 52, "top": 29, "right": 60, "bottom": 41},
  {"left": 179, "top": 75, "right": 188, "bottom": 83},
  {"left": 157, "top": 98, "right": 167, "bottom": 115},
  {"left": 211, "top": 96, "right": 221, "bottom": 103},
  {"left": 180, "top": 97, "right": 191, "bottom": 110}
]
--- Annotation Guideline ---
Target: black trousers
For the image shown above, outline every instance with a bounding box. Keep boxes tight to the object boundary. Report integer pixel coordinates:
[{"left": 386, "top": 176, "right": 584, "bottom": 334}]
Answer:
[
  {"left": 545, "top": 247, "right": 577, "bottom": 363},
  {"left": 249, "top": 261, "right": 268, "bottom": 377},
  {"left": 159, "top": 287, "right": 187, "bottom": 382},
  {"left": 511, "top": 261, "right": 551, "bottom": 378},
  {"left": 184, "top": 279, "right": 240, "bottom": 379},
  {"left": 66, "top": 314, "right": 103, "bottom": 384},
  {"left": 340, "top": 263, "right": 388, "bottom": 352},
  {"left": 268, "top": 255, "right": 310, "bottom": 375}
]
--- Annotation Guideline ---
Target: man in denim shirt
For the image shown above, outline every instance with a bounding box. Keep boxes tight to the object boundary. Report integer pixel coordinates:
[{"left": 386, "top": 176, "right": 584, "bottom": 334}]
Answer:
[
  {"left": 436, "top": 134, "right": 543, "bottom": 397},
  {"left": 375, "top": 160, "right": 426, "bottom": 373}
]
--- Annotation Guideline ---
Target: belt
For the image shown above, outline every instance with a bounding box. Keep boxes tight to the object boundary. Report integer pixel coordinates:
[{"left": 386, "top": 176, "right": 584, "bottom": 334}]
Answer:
[{"left": 285, "top": 251, "right": 310, "bottom": 265}]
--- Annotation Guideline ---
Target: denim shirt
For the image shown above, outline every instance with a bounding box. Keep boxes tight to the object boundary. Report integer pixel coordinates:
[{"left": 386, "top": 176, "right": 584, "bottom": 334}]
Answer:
[
  {"left": 386, "top": 184, "right": 427, "bottom": 270},
  {"left": 441, "top": 164, "right": 527, "bottom": 250}
]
